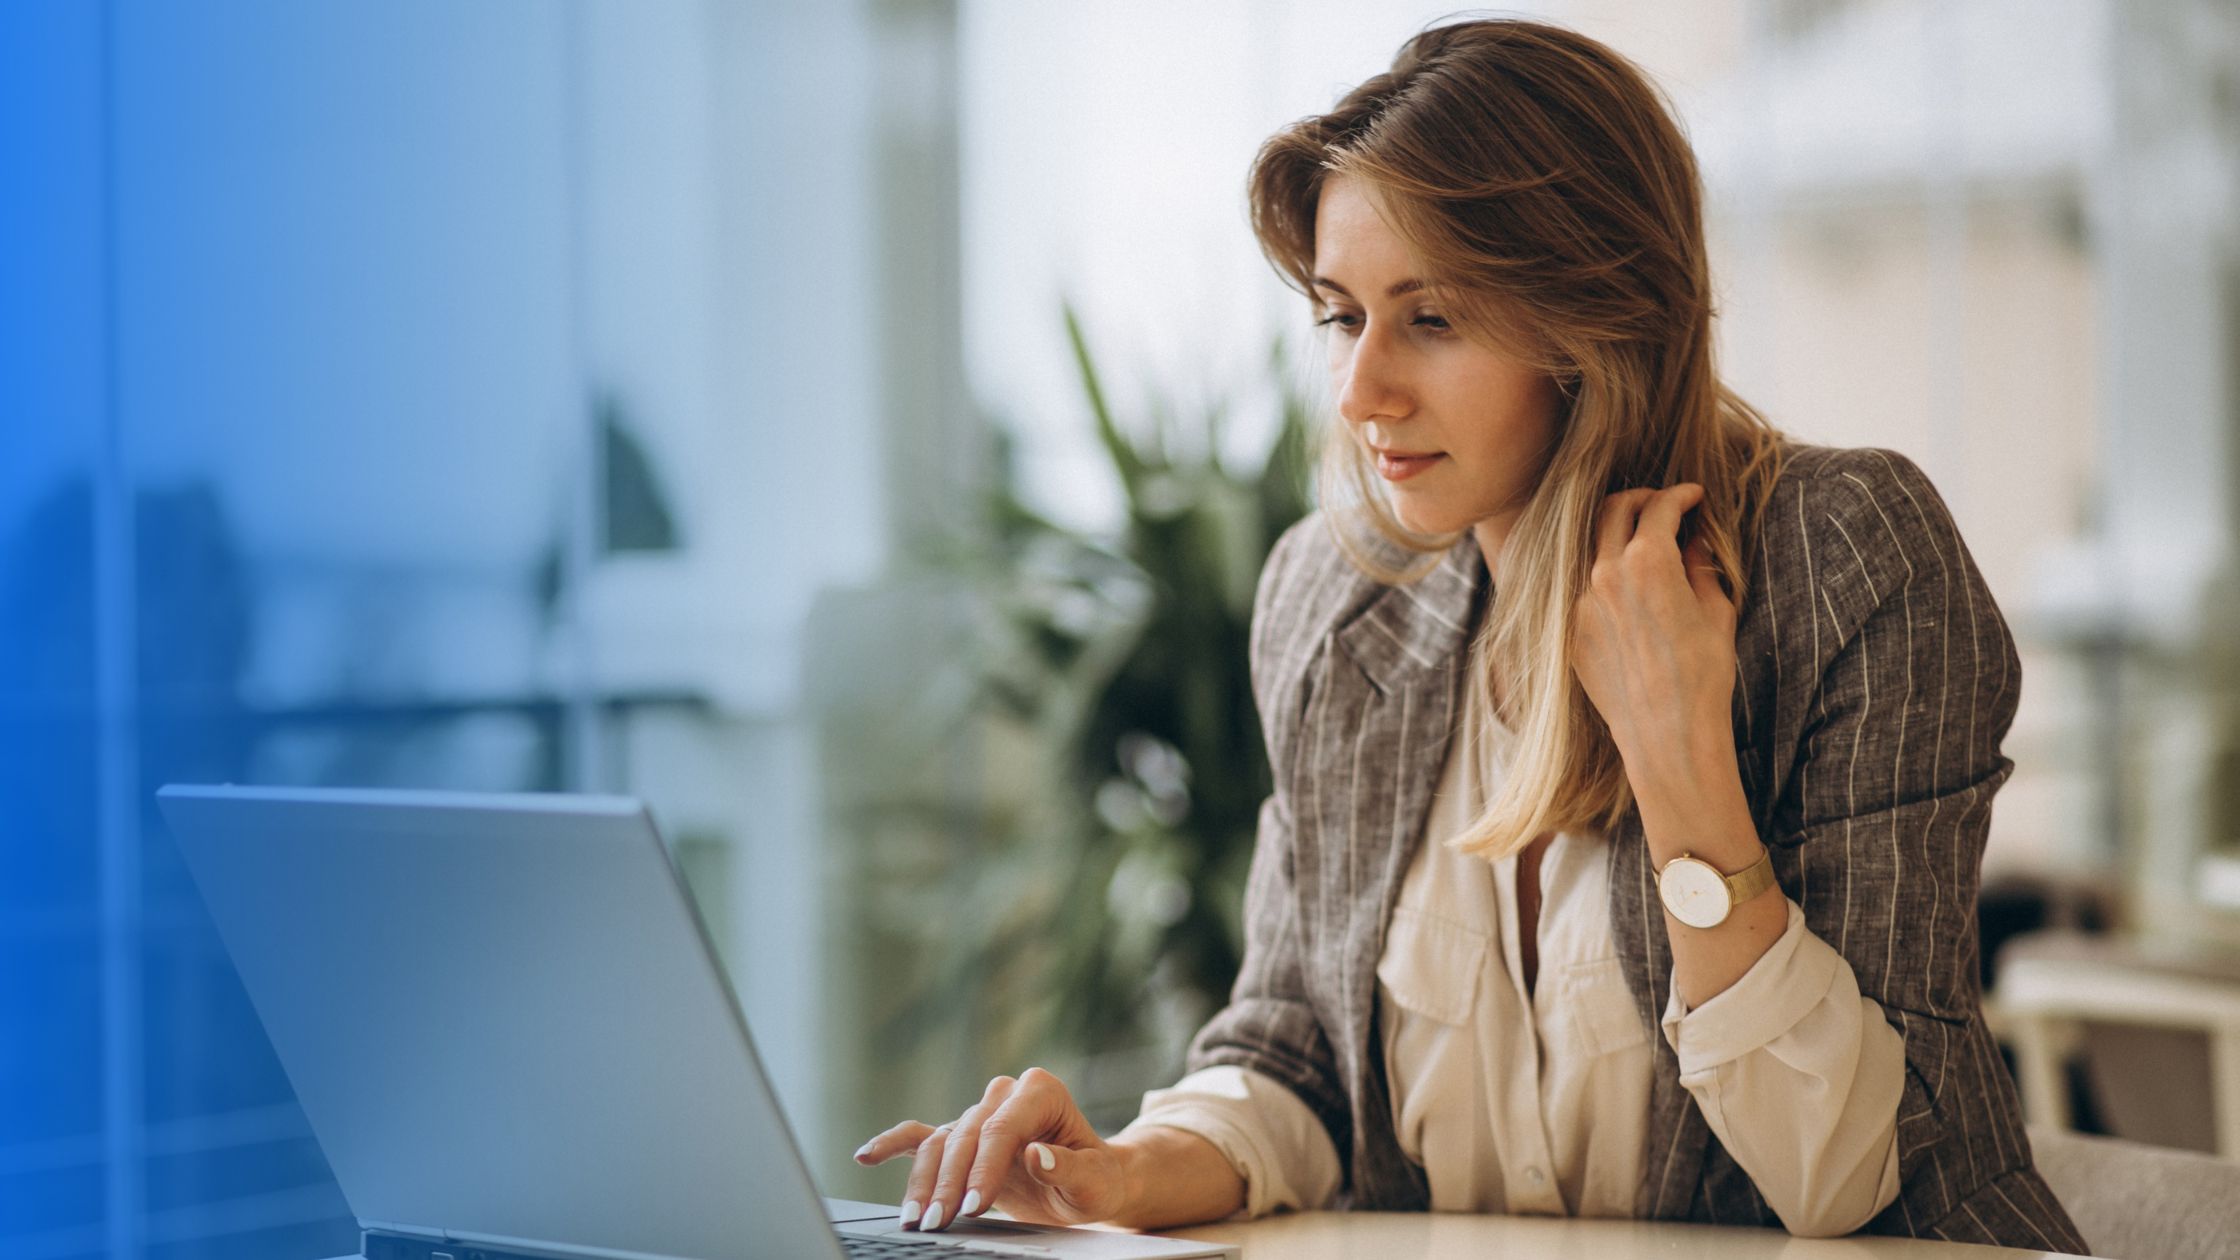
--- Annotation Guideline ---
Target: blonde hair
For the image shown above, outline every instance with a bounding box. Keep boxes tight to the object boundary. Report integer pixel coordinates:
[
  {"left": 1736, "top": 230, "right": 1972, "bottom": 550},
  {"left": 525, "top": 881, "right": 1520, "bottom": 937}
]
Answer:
[{"left": 1246, "top": 16, "right": 1790, "bottom": 858}]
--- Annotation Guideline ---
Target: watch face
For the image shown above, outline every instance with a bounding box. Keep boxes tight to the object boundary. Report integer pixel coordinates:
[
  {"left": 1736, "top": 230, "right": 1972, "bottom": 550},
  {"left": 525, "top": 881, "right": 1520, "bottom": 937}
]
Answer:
[{"left": 1659, "top": 858, "right": 1731, "bottom": 929}]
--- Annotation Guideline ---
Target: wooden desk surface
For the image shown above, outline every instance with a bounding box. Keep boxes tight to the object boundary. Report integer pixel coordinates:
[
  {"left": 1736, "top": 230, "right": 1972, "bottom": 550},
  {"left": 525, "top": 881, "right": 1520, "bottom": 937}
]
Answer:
[
  {"left": 320, "top": 1214, "right": 2089, "bottom": 1259},
  {"left": 1144, "top": 1210, "right": 2085, "bottom": 1259}
]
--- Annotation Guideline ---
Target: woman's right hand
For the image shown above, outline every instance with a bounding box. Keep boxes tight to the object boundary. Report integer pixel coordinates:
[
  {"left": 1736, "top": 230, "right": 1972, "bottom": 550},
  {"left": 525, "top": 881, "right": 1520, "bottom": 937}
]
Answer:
[{"left": 853, "top": 1067, "right": 1131, "bottom": 1234}]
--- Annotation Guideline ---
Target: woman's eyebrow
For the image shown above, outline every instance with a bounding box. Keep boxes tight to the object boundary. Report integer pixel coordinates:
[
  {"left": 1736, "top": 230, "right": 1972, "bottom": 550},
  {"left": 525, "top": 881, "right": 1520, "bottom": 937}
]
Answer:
[{"left": 1311, "top": 276, "right": 1428, "bottom": 299}]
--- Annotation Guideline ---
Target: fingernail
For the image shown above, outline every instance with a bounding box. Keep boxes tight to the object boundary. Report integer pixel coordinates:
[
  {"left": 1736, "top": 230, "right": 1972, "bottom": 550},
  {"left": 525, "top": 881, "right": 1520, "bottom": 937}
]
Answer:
[
  {"left": 921, "top": 1201, "right": 946, "bottom": 1232},
  {"left": 1030, "top": 1142, "right": 1055, "bottom": 1171},
  {"left": 899, "top": 1199, "right": 920, "bottom": 1228},
  {"left": 854, "top": 1143, "right": 873, "bottom": 1163},
  {"left": 961, "top": 1189, "right": 982, "bottom": 1217}
]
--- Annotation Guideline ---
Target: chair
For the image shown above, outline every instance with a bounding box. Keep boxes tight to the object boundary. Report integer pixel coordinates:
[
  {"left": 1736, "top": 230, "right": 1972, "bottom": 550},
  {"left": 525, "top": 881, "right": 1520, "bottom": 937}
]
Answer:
[
  {"left": 2027, "top": 1125, "right": 2240, "bottom": 1259},
  {"left": 1990, "top": 930, "right": 2240, "bottom": 1156}
]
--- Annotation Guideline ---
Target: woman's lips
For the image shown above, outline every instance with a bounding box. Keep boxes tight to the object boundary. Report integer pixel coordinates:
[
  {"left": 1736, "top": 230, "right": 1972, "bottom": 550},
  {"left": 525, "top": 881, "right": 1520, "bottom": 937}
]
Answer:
[{"left": 1375, "top": 451, "right": 1444, "bottom": 481}]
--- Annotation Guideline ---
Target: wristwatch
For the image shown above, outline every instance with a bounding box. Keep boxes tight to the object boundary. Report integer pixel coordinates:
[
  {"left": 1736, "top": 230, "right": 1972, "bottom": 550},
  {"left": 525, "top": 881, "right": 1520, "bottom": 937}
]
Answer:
[{"left": 1656, "top": 847, "right": 1777, "bottom": 929}]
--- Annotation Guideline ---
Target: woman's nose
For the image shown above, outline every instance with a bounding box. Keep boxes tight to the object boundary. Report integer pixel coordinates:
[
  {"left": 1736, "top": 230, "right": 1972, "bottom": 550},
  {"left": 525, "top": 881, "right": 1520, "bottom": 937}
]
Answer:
[{"left": 1335, "top": 325, "right": 1410, "bottom": 428}]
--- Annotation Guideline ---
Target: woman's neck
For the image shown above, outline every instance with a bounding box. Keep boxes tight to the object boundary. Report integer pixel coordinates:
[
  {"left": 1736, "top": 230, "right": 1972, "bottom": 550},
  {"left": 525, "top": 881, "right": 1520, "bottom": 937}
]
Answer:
[{"left": 1471, "top": 507, "right": 1523, "bottom": 587}]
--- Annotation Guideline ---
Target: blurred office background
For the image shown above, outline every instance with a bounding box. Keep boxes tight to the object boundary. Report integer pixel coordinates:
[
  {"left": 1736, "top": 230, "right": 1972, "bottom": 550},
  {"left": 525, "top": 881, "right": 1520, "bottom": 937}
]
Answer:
[{"left": 3, "top": 1, "right": 2238, "bottom": 1258}]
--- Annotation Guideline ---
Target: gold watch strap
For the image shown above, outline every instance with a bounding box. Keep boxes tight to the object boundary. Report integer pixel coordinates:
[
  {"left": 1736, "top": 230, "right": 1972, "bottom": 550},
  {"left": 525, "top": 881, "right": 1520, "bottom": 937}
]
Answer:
[{"left": 1721, "top": 846, "right": 1777, "bottom": 904}]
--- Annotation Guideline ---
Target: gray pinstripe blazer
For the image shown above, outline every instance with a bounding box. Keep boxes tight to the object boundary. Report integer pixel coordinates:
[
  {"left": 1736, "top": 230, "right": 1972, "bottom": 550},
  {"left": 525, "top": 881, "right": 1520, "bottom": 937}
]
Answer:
[{"left": 1183, "top": 441, "right": 2088, "bottom": 1251}]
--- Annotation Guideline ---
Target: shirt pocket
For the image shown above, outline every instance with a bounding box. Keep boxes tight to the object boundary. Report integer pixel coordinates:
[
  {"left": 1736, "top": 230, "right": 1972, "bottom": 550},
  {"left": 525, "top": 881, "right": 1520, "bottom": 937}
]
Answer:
[
  {"left": 1375, "top": 907, "right": 1488, "bottom": 1026},
  {"left": 1564, "top": 956, "right": 1650, "bottom": 1056}
]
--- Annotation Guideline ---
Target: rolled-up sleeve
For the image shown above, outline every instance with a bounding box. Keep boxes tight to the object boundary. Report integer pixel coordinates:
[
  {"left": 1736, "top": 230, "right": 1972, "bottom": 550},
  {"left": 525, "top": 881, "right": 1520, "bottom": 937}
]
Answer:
[
  {"left": 1661, "top": 897, "right": 1904, "bottom": 1236},
  {"left": 1734, "top": 449, "right": 2083, "bottom": 1250},
  {"left": 1113, "top": 1064, "right": 1342, "bottom": 1219}
]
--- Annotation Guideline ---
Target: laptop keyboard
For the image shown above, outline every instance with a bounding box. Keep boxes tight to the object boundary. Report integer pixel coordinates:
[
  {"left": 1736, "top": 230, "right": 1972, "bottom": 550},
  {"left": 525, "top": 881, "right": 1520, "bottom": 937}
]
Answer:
[{"left": 841, "top": 1236, "right": 1033, "bottom": 1258}]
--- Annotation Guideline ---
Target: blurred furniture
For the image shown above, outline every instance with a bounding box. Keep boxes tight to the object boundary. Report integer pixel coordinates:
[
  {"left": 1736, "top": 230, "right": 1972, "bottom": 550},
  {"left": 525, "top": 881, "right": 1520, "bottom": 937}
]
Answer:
[
  {"left": 2029, "top": 1125, "right": 2240, "bottom": 1260},
  {"left": 1991, "top": 931, "right": 2240, "bottom": 1157}
]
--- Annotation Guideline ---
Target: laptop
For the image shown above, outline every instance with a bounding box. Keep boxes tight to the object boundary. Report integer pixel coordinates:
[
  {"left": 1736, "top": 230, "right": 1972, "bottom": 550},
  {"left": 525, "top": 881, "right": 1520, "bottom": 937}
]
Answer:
[{"left": 156, "top": 785, "right": 1238, "bottom": 1260}]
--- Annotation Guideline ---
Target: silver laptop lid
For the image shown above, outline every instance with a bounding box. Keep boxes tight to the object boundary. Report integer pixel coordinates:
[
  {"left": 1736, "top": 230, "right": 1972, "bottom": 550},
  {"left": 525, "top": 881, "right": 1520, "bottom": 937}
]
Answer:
[{"left": 156, "top": 785, "right": 841, "bottom": 1260}]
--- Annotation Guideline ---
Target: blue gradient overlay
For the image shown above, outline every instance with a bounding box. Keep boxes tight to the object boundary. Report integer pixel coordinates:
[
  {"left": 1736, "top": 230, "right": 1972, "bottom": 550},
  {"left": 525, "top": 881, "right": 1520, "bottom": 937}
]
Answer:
[{"left": 3, "top": 4, "right": 744, "bottom": 1258}]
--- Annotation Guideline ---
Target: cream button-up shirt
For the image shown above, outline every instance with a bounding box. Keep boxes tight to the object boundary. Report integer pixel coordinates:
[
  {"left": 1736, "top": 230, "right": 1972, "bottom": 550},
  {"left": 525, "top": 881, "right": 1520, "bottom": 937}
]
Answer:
[{"left": 1119, "top": 654, "right": 1906, "bottom": 1235}]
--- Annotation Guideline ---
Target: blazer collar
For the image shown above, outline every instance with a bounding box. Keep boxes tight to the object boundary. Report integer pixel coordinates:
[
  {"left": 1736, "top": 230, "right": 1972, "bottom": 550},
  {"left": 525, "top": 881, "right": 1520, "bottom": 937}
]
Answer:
[{"left": 1333, "top": 528, "right": 1487, "bottom": 694}]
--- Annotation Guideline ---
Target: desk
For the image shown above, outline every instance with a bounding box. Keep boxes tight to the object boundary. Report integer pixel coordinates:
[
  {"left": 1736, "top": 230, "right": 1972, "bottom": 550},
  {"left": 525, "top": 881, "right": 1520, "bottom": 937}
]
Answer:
[
  {"left": 1147, "top": 1211, "right": 2087, "bottom": 1258},
  {"left": 320, "top": 1216, "right": 2089, "bottom": 1260}
]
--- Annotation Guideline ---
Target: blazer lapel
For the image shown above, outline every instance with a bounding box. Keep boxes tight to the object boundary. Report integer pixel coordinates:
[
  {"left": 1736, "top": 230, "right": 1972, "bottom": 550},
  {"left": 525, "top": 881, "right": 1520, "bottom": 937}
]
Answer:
[
  {"left": 1287, "top": 523, "right": 1718, "bottom": 1216},
  {"left": 1299, "top": 530, "right": 1486, "bottom": 1209}
]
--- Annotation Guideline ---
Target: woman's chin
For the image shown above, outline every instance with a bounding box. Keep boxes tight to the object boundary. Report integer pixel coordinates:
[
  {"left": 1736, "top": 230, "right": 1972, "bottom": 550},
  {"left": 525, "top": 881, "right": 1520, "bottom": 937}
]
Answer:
[{"left": 1391, "top": 501, "right": 1463, "bottom": 538}]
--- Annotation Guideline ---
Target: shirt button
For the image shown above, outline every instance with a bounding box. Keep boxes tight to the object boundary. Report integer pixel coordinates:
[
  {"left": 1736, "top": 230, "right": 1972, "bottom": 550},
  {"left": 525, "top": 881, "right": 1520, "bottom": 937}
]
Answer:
[{"left": 1525, "top": 1166, "right": 1547, "bottom": 1186}]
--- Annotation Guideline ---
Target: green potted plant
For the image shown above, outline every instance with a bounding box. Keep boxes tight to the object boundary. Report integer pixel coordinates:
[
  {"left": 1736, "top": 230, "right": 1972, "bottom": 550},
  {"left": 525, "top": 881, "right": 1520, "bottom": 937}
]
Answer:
[{"left": 877, "top": 304, "right": 1316, "bottom": 1125}]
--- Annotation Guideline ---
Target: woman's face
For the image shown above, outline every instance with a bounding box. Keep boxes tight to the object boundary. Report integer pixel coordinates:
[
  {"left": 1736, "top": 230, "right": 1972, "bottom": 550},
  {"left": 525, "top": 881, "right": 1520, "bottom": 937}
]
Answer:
[{"left": 1312, "top": 174, "right": 1562, "bottom": 540}]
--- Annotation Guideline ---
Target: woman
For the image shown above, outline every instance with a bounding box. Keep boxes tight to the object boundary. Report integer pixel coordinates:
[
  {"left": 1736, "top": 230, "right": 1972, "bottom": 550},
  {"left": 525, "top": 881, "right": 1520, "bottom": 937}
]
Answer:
[{"left": 855, "top": 16, "right": 2086, "bottom": 1250}]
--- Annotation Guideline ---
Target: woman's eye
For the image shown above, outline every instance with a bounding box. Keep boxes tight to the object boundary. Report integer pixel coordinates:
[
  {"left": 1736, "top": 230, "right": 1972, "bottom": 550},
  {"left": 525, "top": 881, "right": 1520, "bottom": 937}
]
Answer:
[{"left": 1311, "top": 311, "right": 1450, "bottom": 333}]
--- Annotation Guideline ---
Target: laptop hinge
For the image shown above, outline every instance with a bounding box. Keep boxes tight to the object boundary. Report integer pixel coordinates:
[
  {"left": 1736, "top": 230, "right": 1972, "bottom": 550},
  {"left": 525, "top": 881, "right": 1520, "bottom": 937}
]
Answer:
[
  {"left": 361, "top": 1226, "right": 706, "bottom": 1260},
  {"left": 363, "top": 1228, "right": 597, "bottom": 1260}
]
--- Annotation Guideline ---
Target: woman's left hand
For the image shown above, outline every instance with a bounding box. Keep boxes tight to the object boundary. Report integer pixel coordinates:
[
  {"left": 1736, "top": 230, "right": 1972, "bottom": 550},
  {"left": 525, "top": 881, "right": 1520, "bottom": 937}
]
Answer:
[{"left": 1570, "top": 483, "right": 1738, "bottom": 779}]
